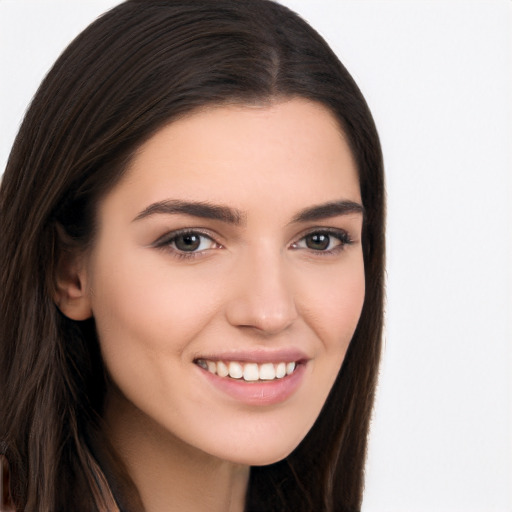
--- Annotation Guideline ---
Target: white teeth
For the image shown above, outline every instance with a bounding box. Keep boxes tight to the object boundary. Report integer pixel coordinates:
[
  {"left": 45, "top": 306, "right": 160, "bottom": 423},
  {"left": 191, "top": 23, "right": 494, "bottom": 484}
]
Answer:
[
  {"left": 217, "top": 361, "right": 229, "bottom": 377},
  {"left": 196, "top": 359, "right": 299, "bottom": 381},
  {"left": 243, "top": 363, "right": 259, "bottom": 381},
  {"left": 275, "top": 362, "right": 286, "bottom": 379},
  {"left": 286, "top": 362, "right": 296, "bottom": 375},
  {"left": 228, "top": 361, "right": 243, "bottom": 379},
  {"left": 259, "top": 363, "right": 276, "bottom": 380}
]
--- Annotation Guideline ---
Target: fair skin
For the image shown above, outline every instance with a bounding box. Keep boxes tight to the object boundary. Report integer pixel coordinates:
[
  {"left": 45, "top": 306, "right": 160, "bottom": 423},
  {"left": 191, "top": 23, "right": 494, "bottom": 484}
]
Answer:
[{"left": 57, "top": 98, "right": 365, "bottom": 512}]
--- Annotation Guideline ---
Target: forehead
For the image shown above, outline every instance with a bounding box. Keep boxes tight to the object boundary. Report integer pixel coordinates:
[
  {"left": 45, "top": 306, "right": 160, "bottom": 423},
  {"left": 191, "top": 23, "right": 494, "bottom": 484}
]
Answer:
[{"left": 99, "top": 98, "right": 361, "bottom": 219}]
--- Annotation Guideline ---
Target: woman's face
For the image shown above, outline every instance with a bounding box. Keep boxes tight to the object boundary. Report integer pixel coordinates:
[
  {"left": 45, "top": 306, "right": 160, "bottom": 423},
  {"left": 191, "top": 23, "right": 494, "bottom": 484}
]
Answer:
[{"left": 81, "top": 98, "right": 365, "bottom": 465}]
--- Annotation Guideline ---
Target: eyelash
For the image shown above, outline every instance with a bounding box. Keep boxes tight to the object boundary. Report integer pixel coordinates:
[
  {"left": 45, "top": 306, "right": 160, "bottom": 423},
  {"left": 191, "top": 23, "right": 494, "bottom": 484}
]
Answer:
[
  {"left": 153, "top": 228, "right": 221, "bottom": 260},
  {"left": 290, "top": 228, "right": 354, "bottom": 255},
  {"left": 154, "top": 227, "right": 354, "bottom": 260}
]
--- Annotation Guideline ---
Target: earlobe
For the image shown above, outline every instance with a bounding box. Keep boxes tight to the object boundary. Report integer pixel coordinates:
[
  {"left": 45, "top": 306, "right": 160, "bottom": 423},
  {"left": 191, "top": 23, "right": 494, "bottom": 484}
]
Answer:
[{"left": 54, "top": 250, "right": 93, "bottom": 321}]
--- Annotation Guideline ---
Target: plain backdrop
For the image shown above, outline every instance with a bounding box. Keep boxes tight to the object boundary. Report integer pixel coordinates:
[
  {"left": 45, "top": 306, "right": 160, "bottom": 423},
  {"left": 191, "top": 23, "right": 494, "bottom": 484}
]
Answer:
[{"left": 1, "top": 1, "right": 511, "bottom": 511}]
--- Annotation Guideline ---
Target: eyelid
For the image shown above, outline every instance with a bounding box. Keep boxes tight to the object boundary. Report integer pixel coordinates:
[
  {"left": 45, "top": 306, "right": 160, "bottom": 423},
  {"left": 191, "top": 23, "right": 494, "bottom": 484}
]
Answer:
[
  {"left": 289, "top": 227, "right": 354, "bottom": 252},
  {"left": 152, "top": 228, "right": 219, "bottom": 247},
  {"left": 151, "top": 226, "right": 356, "bottom": 261}
]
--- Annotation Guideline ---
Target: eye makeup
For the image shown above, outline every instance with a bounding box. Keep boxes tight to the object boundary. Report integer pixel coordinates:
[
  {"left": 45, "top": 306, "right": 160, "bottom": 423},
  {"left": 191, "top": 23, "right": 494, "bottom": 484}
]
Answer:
[
  {"left": 152, "top": 228, "right": 223, "bottom": 260},
  {"left": 151, "top": 225, "right": 356, "bottom": 262},
  {"left": 290, "top": 227, "right": 354, "bottom": 255}
]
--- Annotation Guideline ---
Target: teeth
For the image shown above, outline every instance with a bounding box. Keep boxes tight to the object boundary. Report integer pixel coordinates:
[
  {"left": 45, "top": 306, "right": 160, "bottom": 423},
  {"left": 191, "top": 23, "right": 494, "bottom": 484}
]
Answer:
[
  {"left": 217, "top": 361, "right": 229, "bottom": 377},
  {"left": 243, "top": 363, "right": 259, "bottom": 381},
  {"left": 228, "top": 362, "right": 243, "bottom": 379},
  {"left": 197, "top": 359, "right": 208, "bottom": 370},
  {"left": 196, "top": 359, "right": 299, "bottom": 381},
  {"left": 275, "top": 362, "right": 286, "bottom": 379},
  {"left": 259, "top": 363, "right": 276, "bottom": 380}
]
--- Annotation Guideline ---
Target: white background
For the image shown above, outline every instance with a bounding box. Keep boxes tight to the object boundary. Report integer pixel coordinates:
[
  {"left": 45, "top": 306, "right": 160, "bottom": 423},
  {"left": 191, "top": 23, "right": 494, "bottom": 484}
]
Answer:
[{"left": 1, "top": 1, "right": 511, "bottom": 511}]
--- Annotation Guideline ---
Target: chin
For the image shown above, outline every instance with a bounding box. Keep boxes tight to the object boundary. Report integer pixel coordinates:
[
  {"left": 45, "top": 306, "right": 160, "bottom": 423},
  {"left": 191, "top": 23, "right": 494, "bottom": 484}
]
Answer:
[{"left": 209, "top": 433, "right": 305, "bottom": 467}]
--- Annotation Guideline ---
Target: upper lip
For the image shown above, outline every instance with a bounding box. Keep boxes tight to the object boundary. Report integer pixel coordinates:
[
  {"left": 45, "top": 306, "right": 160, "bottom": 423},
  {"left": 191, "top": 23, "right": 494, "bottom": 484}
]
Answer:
[{"left": 193, "top": 348, "right": 309, "bottom": 364}]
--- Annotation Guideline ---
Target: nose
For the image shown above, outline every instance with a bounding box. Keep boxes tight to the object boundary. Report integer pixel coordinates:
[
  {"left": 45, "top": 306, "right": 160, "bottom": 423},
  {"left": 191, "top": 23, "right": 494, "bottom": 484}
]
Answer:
[{"left": 224, "top": 247, "right": 298, "bottom": 336}]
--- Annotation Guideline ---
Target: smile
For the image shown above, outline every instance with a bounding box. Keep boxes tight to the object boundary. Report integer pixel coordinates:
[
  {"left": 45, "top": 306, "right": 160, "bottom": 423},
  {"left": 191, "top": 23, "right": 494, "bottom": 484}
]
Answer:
[{"left": 195, "top": 359, "right": 297, "bottom": 382}]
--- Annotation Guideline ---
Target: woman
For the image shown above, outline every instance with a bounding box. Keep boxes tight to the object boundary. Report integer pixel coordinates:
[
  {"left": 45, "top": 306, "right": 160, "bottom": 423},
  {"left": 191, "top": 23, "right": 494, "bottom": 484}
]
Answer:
[{"left": 0, "top": 0, "right": 385, "bottom": 510}]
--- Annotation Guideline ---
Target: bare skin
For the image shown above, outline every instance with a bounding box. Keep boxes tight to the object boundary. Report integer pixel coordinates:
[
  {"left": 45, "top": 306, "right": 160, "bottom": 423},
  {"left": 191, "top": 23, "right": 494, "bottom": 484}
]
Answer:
[
  {"left": 56, "top": 98, "right": 364, "bottom": 510},
  {"left": 104, "top": 385, "right": 249, "bottom": 512}
]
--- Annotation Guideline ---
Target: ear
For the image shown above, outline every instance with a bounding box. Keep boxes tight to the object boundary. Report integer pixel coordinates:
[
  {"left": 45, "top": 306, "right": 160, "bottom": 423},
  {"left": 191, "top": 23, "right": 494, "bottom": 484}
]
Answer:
[{"left": 54, "top": 249, "right": 93, "bottom": 321}]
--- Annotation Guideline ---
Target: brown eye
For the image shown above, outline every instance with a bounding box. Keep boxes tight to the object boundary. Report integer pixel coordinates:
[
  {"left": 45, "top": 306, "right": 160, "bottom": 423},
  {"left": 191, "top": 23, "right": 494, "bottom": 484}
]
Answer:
[
  {"left": 154, "top": 230, "right": 220, "bottom": 257},
  {"left": 305, "top": 233, "right": 331, "bottom": 251},
  {"left": 290, "top": 229, "right": 352, "bottom": 253},
  {"left": 174, "top": 233, "right": 202, "bottom": 251}
]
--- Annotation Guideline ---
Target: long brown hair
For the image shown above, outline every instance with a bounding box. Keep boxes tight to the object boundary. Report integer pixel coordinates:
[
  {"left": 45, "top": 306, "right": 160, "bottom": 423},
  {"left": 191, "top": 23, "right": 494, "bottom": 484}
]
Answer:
[{"left": 0, "top": 1, "right": 385, "bottom": 510}]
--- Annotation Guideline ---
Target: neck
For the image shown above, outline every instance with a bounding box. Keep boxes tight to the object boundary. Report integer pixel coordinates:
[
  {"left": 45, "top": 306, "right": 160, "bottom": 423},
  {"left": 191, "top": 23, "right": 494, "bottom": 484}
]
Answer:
[{"left": 102, "top": 386, "right": 250, "bottom": 512}]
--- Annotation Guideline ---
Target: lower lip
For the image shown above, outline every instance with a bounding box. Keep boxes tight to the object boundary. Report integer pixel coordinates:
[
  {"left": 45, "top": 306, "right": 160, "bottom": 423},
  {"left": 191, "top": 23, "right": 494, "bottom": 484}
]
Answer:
[{"left": 197, "top": 363, "right": 306, "bottom": 406}]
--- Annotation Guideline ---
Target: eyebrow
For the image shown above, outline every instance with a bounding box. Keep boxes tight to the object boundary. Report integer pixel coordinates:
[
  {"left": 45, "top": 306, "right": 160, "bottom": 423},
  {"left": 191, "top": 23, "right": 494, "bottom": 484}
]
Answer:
[
  {"left": 133, "top": 198, "right": 364, "bottom": 225},
  {"left": 133, "top": 199, "right": 246, "bottom": 225},
  {"left": 291, "top": 200, "right": 365, "bottom": 223}
]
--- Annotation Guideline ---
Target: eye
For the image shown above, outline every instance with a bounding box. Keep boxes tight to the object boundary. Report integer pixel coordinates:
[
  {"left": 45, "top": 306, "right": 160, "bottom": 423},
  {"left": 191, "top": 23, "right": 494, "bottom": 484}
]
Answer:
[
  {"left": 154, "top": 229, "right": 221, "bottom": 256},
  {"left": 291, "top": 229, "right": 352, "bottom": 253},
  {"left": 172, "top": 232, "right": 212, "bottom": 252}
]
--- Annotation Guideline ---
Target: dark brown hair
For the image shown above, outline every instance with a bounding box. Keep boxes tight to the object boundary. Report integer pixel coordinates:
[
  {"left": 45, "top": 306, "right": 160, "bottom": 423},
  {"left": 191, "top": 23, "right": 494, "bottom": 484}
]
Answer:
[{"left": 0, "top": 1, "right": 385, "bottom": 510}]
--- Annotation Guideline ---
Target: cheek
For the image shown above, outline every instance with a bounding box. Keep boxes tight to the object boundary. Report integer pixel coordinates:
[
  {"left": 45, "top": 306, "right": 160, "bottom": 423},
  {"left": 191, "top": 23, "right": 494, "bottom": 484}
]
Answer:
[
  {"left": 86, "top": 249, "right": 228, "bottom": 418},
  {"left": 293, "top": 254, "right": 365, "bottom": 408},
  {"left": 85, "top": 239, "right": 366, "bottom": 466},
  {"left": 299, "top": 256, "right": 365, "bottom": 358},
  {"left": 88, "top": 249, "right": 224, "bottom": 356}
]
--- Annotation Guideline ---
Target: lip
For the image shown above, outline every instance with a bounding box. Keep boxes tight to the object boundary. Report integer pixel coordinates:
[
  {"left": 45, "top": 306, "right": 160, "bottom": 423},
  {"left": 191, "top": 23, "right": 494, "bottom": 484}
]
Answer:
[
  {"left": 196, "top": 361, "right": 307, "bottom": 406},
  {"left": 192, "top": 347, "right": 308, "bottom": 364}
]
